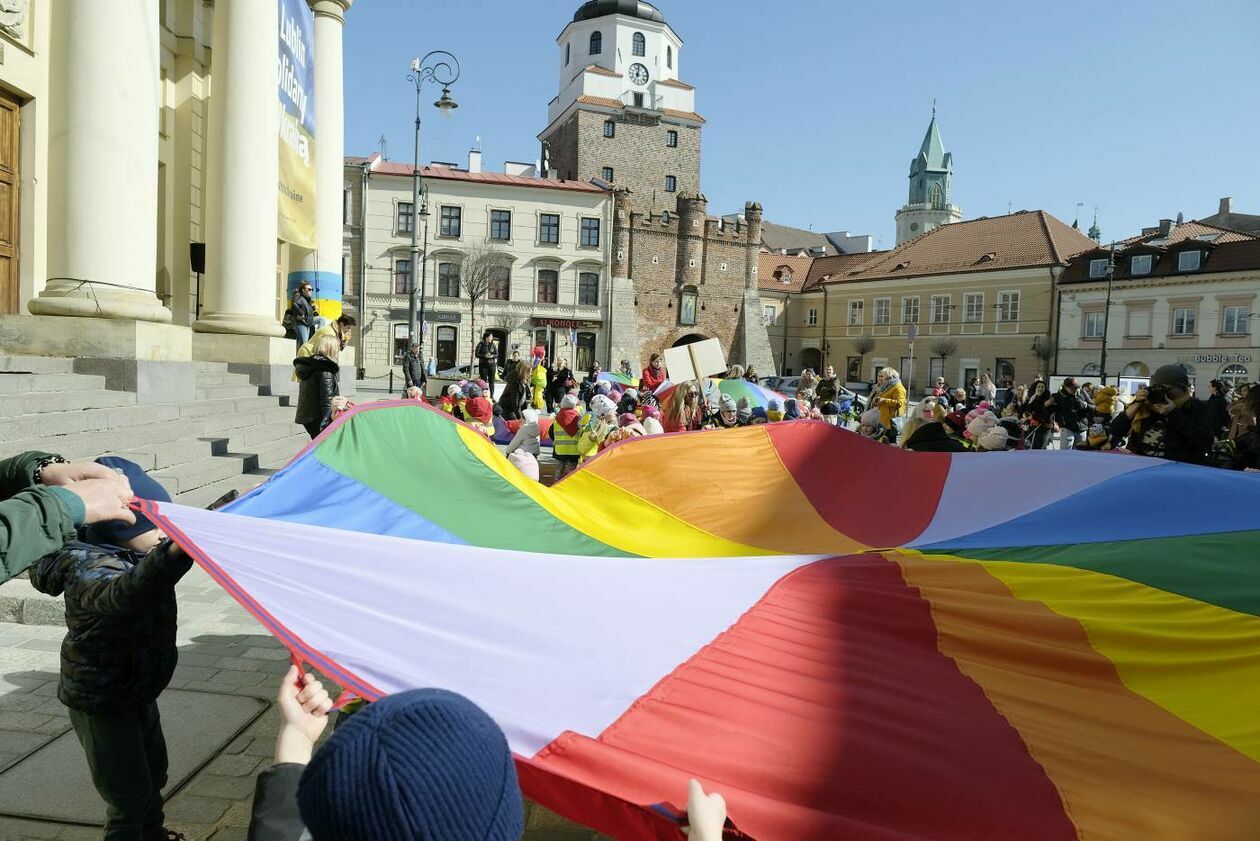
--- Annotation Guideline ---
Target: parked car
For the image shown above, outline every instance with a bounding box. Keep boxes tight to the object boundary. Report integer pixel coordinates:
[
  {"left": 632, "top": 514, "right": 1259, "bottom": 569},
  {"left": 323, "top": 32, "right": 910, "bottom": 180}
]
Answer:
[
  {"left": 438, "top": 363, "right": 504, "bottom": 381},
  {"left": 762, "top": 375, "right": 866, "bottom": 408}
]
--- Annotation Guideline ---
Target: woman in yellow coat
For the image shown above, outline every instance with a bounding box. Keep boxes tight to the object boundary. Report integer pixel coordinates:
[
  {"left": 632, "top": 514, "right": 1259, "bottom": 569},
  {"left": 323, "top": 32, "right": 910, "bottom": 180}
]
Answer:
[
  {"left": 873, "top": 366, "right": 907, "bottom": 429},
  {"left": 530, "top": 346, "right": 549, "bottom": 412}
]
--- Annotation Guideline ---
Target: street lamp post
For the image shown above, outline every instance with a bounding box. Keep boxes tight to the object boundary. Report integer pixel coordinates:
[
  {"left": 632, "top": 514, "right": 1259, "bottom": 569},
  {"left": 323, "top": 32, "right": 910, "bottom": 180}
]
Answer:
[
  {"left": 406, "top": 51, "right": 460, "bottom": 354},
  {"left": 1098, "top": 241, "right": 1117, "bottom": 386}
]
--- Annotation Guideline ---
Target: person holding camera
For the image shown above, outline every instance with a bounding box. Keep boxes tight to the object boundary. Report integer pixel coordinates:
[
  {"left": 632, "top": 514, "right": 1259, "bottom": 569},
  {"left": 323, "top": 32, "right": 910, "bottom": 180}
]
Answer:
[
  {"left": 1109, "top": 364, "right": 1213, "bottom": 464},
  {"left": 1047, "top": 377, "right": 1089, "bottom": 450}
]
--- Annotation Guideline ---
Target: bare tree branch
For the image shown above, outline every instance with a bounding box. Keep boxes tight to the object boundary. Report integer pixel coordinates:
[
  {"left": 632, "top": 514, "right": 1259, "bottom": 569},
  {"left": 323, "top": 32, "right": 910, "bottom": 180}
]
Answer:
[
  {"left": 455, "top": 244, "right": 508, "bottom": 370},
  {"left": 853, "top": 335, "right": 875, "bottom": 356},
  {"left": 929, "top": 339, "right": 957, "bottom": 360}
]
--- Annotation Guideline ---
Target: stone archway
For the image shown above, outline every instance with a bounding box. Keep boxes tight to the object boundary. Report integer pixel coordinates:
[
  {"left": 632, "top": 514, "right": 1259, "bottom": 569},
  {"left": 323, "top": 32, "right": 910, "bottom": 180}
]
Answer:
[{"left": 671, "top": 333, "right": 708, "bottom": 348}]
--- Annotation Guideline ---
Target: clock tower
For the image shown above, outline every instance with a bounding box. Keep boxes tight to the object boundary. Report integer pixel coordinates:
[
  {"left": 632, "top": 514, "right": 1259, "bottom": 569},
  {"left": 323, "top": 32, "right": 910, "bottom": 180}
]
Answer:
[{"left": 540, "top": 0, "right": 703, "bottom": 213}]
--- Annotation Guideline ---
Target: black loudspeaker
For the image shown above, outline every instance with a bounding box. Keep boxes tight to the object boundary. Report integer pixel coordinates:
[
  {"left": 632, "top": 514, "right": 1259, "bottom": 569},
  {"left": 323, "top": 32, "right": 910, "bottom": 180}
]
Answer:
[{"left": 189, "top": 242, "right": 206, "bottom": 274}]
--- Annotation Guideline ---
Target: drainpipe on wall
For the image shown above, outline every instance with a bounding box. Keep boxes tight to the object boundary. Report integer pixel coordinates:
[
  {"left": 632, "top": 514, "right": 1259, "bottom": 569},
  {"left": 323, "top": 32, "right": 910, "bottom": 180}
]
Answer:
[
  {"left": 358, "top": 162, "right": 370, "bottom": 378},
  {"left": 781, "top": 291, "right": 790, "bottom": 375},
  {"left": 1049, "top": 267, "right": 1060, "bottom": 378},
  {"left": 606, "top": 188, "right": 615, "bottom": 371},
  {"left": 821, "top": 285, "right": 829, "bottom": 372}
]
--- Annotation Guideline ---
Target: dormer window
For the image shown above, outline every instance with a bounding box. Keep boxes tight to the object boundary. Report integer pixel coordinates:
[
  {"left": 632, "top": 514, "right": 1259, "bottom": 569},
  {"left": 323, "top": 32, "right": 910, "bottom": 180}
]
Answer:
[
  {"left": 632, "top": 32, "right": 646, "bottom": 57},
  {"left": 779, "top": 268, "right": 793, "bottom": 285},
  {"left": 1088, "top": 258, "right": 1108, "bottom": 279},
  {"left": 1178, "top": 250, "right": 1202, "bottom": 272},
  {"left": 589, "top": 31, "right": 602, "bottom": 55},
  {"left": 1130, "top": 254, "right": 1153, "bottom": 275}
]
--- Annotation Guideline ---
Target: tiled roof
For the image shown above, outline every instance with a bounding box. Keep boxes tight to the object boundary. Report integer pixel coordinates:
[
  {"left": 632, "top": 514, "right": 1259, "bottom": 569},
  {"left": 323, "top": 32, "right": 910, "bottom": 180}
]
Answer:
[
  {"left": 660, "top": 107, "right": 706, "bottom": 124},
  {"left": 1200, "top": 209, "right": 1260, "bottom": 236},
  {"left": 757, "top": 220, "right": 837, "bottom": 256},
  {"left": 577, "top": 95, "right": 627, "bottom": 110},
  {"left": 757, "top": 253, "right": 816, "bottom": 293},
  {"left": 1061, "top": 234, "right": 1260, "bottom": 284},
  {"left": 360, "top": 158, "right": 608, "bottom": 194},
  {"left": 582, "top": 64, "right": 621, "bottom": 78},
  {"left": 826, "top": 211, "right": 1097, "bottom": 284},
  {"left": 658, "top": 78, "right": 695, "bottom": 90},
  {"left": 1119, "top": 220, "right": 1255, "bottom": 247},
  {"left": 805, "top": 251, "right": 888, "bottom": 289}
]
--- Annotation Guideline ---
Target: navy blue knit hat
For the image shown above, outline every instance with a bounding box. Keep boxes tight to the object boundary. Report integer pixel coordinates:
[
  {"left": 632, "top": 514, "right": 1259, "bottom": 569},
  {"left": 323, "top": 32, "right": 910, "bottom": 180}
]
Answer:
[
  {"left": 297, "top": 689, "right": 523, "bottom": 841},
  {"left": 85, "top": 456, "right": 171, "bottom": 545}
]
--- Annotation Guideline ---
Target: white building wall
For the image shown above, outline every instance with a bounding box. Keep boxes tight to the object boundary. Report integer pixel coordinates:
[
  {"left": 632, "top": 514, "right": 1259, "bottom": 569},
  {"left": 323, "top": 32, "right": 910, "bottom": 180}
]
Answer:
[{"left": 351, "top": 166, "right": 613, "bottom": 377}]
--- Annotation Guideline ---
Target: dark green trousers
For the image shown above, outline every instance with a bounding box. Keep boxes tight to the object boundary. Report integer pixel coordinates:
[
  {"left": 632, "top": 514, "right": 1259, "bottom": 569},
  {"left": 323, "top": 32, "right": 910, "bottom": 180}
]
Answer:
[{"left": 68, "top": 702, "right": 168, "bottom": 841}]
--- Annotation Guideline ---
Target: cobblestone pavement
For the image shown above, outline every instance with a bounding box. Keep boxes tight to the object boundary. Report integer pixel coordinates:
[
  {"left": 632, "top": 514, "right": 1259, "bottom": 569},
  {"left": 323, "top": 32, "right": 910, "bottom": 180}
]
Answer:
[{"left": 0, "top": 566, "right": 607, "bottom": 841}]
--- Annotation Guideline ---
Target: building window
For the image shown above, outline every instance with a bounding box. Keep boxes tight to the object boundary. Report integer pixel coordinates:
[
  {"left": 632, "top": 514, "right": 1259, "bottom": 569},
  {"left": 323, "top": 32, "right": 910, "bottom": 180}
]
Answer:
[
  {"left": 539, "top": 213, "right": 560, "bottom": 245},
  {"left": 776, "top": 269, "right": 792, "bottom": 284},
  {"left": 1172, "top": 306, "right": 1196, "bottom": 336},
  {"left": 440, "top": 206, "right": 461, "bottom": 238},
  {"left": 343, "top": 188, "right": 351, "bottom": 225},
  {"left": 438, "top": 262, "right": 459, "bottom": 297},
  {"left": 848, "top": 300, "right": 863, "bottom": 326},
  {"left": 666, "top": 130, "right": 678, "bottom": 148},
  {"left": 601, "top": 167, "right": 614, "bottom": 182},
  {"left": 490, "top": 209, "right": 512, "bottom": 241},
  {"left": 393, "top": 258, "right": 412, "bottom": 295},
  {"left": 603, "top": 120, "right": 615, "bottom": 138},
  {"left": 930, "top": 295, "right": 950, "bottom": 323},
  {"left": 580, "top": 217, "right": 601, "bottom": 247},
  {"left": 665, "top": 175, "right": 677, "bottom": 192},
  {"left": 393, "top": 324, "right": 411, "bottom": 365},
  {"left": 1221, "top": 363, "right": 1250, "bottom": 389},
  {"left": 1130, "top": 254, "right": 1153, "bottom": 275},
  {"left": 901, "top": 296, "right": 920, "bottom": 324},
  {"left": 633, "top": 92, "right": 645, "bottom": 108},
  {"left": 537, "top": 269, "right": 559, "bottom": 304},
  {"left": 1223, "top": 305, "right": 1249, "bottom": 335},
  {"left": 565, "top": 42, "right": 571, "bottom": 66},
  {"left": 763, "top": 305, "right": 776, "bottom": 326},
  {"left": 679, "top": 287, "right": 698, "bottom": 326},
  {"left": 435, "top": 326, "right": 457, "bottom": 370},
  {"left": 873, "top": 297, "right": 891, "bottom": 325},
  {"left": 1089, "top": 258, "right": 1108, "bottom": 279},
  {"left": 575, "top": 332, "right": 596, "bottom": 372},
  {"left": 929, "top": 182, "right": 944, "bottom": 210},
  {"left": 396, "top": 202, "right": 413, "bottom": 235},
  {"left": 806, "top": 308, "right": 818, "bottom": 326},
  {"left": 964, "top": 292, "right": 983, "bottom": 322},
  {"left": 579, "top": 272, "right": 600, "bottom": 306},
  {"left": 997, "top": 291, "right": 1020, "bottom": 322},
  {"left": 1084, "top": 311, "right": 1105, "bottom": 339},
  {"left": 488, "top": 266, "right": 511, "bottom": 301},
  {"left": 667, "top": 44, "right": 673, "bottom": 68},
  {"left": 632, "top": 32, "right": 646, "bottom": 56},
  {"left": 1178, "top": 250, "right": 1202, "bottom": 271},
  {"left": 589, "top": 31, "right": 602, "bottom": 55}
]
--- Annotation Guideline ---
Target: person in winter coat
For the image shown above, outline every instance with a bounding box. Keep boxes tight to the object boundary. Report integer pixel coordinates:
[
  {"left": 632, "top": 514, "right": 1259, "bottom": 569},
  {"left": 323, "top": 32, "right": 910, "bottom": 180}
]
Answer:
[
  {"left": 872, "top": 367, "right": 907, "bottom": 429},
  {"left": 1023, "top": 380, "right": 1055, "bottom": 449},
  {"left": 1206, "top": 379, "right": 1233, "bottom": 438},
  {"left": 462, "top": 384, "right": 495, "bottom": 435},
  {"left": 709, "top": 395, "right": 742, "bottom": 429},
  {"left": 578, "top": 395, "right": 619, "bottom": 461},
  {"left": 504, "top": 409, "right": 541, "bottom": 459},
  {"left": 1047, "top": 377, "right": 1088, "bottom": 450},
  {"left": 247, "top": 669, "right": 523, "bottom": 841},
  {"left": 663, "top": 382, "right": 703, "bottom": 433},
  {"left": 816, "top": 366, "right": 840, "bottom": 405},
  {"left": 30, "top": 458, "right": 192, "bottom": 841},
  {"left": 287, "top": 282, "right": 317, "bottom": 350},
  {"left": 976, "top": 373, "right": 998, "bottom": 404},
  {"left": 640, "top": 353, "right": 667, "bottom": 395},
  {"left": 530, "top": 347, "right": 549, "bottom": 412},
  {"left": 400, "top": 342, "right": 426, "bottom": 395},
  {"left": 552, "top": 394, "right": 584, "bottom": 478},
  {"left": 617, "top": 388, "right": 639, "bottom": 417},
  {"left": 1109, "top": 364, "right": 1214, "bottom": 464},
  {"left": 497, "top": 360, "right": 532, "bottom": 422},
  {"left": 546, "top": 359, "right": 574, "bottom": 413},
  {"left": 474, "top": 332, "right": 499, "bottom": 395},
  {"left": 294, "top": 333, "right": 342, "bottom": 439},
  {"left": 0, "top": 453, "right": 136, "bottom": 584}
]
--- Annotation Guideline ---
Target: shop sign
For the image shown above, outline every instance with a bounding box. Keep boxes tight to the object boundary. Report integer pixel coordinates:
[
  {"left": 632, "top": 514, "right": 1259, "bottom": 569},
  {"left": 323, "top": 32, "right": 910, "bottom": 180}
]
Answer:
[
  {"left": 1181, "top": 354, "right": 1252, "bottom": 364},
  {"left": 535, "top": 317, "right": 602, "bottom": 329}
]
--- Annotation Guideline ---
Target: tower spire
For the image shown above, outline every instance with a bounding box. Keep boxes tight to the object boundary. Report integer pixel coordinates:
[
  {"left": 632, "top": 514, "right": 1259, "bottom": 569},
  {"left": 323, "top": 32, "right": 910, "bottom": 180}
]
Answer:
[{"left": 1088, "top": 207, "right": 1101, "bottom": 243}]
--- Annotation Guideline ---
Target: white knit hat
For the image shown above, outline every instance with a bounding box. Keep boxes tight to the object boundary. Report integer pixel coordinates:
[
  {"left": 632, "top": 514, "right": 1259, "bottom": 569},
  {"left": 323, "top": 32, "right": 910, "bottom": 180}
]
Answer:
[{"left": 590, "top": 394, "right": 616, "bottom": 418}]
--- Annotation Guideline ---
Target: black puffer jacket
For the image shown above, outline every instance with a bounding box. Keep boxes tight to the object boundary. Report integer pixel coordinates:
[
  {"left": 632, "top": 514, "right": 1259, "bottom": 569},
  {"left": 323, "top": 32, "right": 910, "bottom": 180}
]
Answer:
[
  {"left": 290, "top": 294, "right": 316, "bottom": 332},
  {"left": 497, "top": 374, "right": 530, "bottom": 422},
  {"left": 401, "top": 351, "right": 425, "bottom": 391},
  {"left": 294, "top": 355, "right": 340, "bottom": 431},
  {"left": 903, "top": 421, "right": 969, "bottom": 452},
  {"left": 30, "top": 541, "right": 191, "bottom": 713}
]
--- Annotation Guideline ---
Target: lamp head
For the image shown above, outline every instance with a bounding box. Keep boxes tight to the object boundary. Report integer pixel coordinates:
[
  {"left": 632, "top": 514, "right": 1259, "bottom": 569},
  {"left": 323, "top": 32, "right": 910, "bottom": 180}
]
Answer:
[
  {"left": 434, "top": 87, "right": 458, "bottom": 112},
  {"left": 410, "top": 57, "right": 420, "bottom": 73}
]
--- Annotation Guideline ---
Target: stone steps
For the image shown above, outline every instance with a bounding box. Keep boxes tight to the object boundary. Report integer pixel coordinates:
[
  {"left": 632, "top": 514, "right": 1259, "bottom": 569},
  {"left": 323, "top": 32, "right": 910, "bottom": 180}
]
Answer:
[
  {"left": 0, "top": 355, "right": 75, "bottom": 374},
  {"left": 152, "top": 434, "right": 305, "bottom": 495},
  {"left": 0, "top": 371, "right": 109, "bottom": 394},
  {"left": 195, "top": 383, "right": 265, "bottom": 401},
  {"left": 0, "top": 388, "right": 137, "bottom": 417}
]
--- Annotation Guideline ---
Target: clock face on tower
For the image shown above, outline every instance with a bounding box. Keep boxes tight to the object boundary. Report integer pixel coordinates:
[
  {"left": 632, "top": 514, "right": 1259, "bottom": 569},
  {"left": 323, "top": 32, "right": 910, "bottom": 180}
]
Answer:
[{"left": 628, "top": 63, "right": 649, "bottom": 86}]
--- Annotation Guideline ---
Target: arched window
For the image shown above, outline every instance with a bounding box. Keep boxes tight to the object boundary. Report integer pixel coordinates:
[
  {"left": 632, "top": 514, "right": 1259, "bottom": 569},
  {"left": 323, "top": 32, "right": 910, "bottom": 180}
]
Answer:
[
  {"left": 1081, "top": 363, "right": 1101, "bottom": 376},
  {"left": 1121, "top": 362, "right": 1150, "bottom": 378},
  {"left": 1221, "top": 363, "right": 1249, "bottom": 389},
  {"left": 632, "top": 32, "right": 646, "bottom": 57},
  {"left": 667, "top": 45, "right": 673, "bottom": 68},
  {"left": 929, "top": 182, "right": 944, "bottom": 210},
  {"left": 565, "top": 43, "right": 571, "bottom": 65},
  {"left": 589, "top": 31, "right": 602, "bottom": 55}
]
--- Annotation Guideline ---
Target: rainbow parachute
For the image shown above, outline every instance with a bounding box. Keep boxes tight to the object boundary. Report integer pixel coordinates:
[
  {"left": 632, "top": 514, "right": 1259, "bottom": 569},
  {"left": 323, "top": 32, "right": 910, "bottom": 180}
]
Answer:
[{"left": 146, "top": 402, "right": 1260, "bottom": 840}]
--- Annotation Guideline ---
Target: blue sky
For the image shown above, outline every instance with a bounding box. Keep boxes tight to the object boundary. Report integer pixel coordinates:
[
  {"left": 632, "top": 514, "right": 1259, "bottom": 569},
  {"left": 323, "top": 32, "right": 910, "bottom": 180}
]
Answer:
[{"left": 343, "top": 0, "right": 1260, "bottom": 249}]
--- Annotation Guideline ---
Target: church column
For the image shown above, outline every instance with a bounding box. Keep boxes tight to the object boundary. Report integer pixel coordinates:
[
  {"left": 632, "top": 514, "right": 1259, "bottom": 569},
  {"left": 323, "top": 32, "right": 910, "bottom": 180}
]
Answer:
[
  {"left": 194, "top": 0, "right": 283, "bottom": 338},
  {"left": 296, "top": 1, "right": 353, "bottom": 320},
  {"left": 29, "top": 0, "right": 170, "bottom": 322}
]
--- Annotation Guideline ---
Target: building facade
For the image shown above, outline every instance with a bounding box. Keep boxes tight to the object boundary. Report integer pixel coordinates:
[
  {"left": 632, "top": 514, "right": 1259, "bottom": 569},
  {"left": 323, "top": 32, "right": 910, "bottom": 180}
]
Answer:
[
  {"left": 772, "top": 211, "right": 1097, "bottom": 393},
  {"left": 0, "top": 0, "right": 354, "bottom": 386},
  {"left": 540, "top": 0, "right": 701, "bottom": 214},
  {"left": 1057, "top": 220, "right": 1260, "bottom": 390},
  {"left": 344, "top": 153, "right": 612, "bottom": 377},
  {"left": 895, "top": 111, "right": 962, "bottom": 246}
]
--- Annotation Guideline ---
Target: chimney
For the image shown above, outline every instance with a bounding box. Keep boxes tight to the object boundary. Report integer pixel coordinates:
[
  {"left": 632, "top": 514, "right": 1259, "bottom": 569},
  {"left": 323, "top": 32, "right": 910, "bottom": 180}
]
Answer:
[
  {"left": 1219, "top": 197, "right": 1233, "bottom": 215},
  {"left": 468, "top": 149, "right": 482, "bottom": 174},
  {"left": 1159, "top": 218, "right": 1175, "bottom": 236}
]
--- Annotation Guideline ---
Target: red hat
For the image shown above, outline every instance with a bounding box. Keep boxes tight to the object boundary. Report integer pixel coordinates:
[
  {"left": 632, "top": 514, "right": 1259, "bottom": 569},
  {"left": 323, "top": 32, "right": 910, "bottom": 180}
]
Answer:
[{"left": 532, "top": 345, "right": 545, "bottom": 359}]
